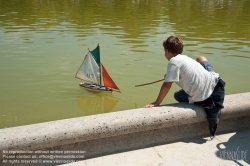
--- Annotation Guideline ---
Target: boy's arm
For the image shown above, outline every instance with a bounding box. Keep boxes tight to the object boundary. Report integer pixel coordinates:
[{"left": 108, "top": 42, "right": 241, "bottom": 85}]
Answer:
[{"left": 144, "top": 82, "right": 173, "bottom": 108}]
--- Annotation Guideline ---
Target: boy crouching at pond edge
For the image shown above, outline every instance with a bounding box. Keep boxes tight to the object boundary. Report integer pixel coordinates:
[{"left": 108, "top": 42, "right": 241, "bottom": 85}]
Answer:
[{"left": 144, "top": 36, "right": 225, "bottom": 138}]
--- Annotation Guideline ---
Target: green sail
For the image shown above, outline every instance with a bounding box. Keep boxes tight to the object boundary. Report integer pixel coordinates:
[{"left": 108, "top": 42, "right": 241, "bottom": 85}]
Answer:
[{"left": 91, "top": 44, "right": 100, "bottom": 65}]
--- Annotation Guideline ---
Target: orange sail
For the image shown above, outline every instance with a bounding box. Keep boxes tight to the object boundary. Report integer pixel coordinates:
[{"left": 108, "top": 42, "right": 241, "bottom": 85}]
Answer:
[{"left": 101, "top": 63, "right": 120, "bottom": 92}]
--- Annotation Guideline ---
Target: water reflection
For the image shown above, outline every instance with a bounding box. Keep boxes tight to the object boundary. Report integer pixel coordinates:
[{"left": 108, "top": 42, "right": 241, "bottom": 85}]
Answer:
[
  {"left": 167, "top": 0, "right": 250, "bottom": 39},
  {"left": 225, "top": 55, "right": 250, "bottom": 59},
  {"left": 1, "top": 0, "right": 250, "bottom": 49},
  {"left": 0, "top": 0, "right": 167, "bottom": 41},
  {"left": 78, "top": 91, "right": 120, "bottom": 116}
]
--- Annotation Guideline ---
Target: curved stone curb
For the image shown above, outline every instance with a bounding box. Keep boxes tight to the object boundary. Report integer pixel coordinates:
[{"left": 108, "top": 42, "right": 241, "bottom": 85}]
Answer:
[{"left": 0, "top": 92, "right": 250, "bottom": 159}]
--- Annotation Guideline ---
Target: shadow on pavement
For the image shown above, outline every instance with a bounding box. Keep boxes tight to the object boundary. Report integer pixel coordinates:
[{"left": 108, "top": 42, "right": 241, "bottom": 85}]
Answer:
[{"left": 215, "top": 129, "right": 250, "bottom": 165}]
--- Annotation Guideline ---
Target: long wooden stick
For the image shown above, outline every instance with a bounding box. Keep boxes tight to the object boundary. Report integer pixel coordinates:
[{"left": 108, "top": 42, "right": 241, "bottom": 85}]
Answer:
[{"left": 135, "top": 79, "right": 164, "bottom": 87}]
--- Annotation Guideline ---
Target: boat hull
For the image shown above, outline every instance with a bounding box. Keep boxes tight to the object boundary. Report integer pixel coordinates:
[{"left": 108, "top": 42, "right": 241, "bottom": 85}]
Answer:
[{"left": 79, "top": 83, "right": 113, "bottom": 93}]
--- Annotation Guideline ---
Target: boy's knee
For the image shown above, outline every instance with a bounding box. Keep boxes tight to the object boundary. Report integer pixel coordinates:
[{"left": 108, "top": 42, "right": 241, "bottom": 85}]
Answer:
[
  {"left": 174, "top": 90, "right": 189, "bottom": 102},
  {"left": 174, "top": 92, "right": 178, "bottom": 101},
  {"left": 196, "top": 56, "right": 208, "bottom": 63},
  {"left": 174, "top": 91, "right": 184, "bottom": 102}
]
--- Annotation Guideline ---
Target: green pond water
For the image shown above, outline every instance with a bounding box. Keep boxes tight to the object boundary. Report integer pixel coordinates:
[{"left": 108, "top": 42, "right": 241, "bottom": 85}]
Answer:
[{"left": 1, "top": 0, "right": 250, "bottom": 129}]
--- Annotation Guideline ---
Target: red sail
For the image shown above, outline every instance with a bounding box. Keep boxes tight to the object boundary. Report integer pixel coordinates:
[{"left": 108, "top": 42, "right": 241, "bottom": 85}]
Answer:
[{"left": 101, "top": 64, "right": 120, "bottom": 91}]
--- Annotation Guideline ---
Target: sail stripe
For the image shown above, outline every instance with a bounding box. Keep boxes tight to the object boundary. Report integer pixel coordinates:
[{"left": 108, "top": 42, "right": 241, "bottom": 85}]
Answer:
[{"left": 91, "top": 44, "right": 100, "bottom": 65}]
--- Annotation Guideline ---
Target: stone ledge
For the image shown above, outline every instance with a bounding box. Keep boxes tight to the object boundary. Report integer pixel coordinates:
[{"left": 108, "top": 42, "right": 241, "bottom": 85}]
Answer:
[{"left": 0, "top": 92, "right": 250, "bottom": 160}]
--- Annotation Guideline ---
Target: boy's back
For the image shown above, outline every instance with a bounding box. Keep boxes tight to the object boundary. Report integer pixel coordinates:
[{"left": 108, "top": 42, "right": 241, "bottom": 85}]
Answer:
[{"left": 165, "top": 54, "right": 219, "bottom": 102}]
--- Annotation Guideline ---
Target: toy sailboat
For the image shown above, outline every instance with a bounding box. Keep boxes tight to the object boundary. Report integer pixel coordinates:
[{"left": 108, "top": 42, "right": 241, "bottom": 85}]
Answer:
[{"left": 75, "top": 44, "right": 120, "bottom": 93}]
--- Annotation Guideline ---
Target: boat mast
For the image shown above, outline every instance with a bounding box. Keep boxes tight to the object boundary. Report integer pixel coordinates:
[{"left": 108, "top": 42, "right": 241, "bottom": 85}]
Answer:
[{"left": 98, "top": 44, "right": 102, "bottom": 86}]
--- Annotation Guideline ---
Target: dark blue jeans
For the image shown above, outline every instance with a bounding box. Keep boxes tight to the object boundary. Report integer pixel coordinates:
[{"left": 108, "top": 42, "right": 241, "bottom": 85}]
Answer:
[{"left": 198, "top": 78, "right": 225, "bottom": 136}]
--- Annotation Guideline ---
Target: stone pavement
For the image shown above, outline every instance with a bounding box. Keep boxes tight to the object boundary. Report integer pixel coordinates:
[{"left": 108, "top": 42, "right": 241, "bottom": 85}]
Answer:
[{"left": 62, "top": 128, "right": 250, "bottom": 166}]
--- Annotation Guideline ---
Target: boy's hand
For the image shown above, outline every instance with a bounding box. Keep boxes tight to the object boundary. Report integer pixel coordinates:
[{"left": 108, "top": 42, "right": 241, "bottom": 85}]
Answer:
[{"left": 144, "top": 102, "right": 159, "bottom": 108}]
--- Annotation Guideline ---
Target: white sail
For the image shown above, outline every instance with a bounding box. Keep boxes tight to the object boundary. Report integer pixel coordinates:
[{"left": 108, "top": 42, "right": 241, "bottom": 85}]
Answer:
[{"left": 75, "top": 51, "right": 100, "bottom": 84}]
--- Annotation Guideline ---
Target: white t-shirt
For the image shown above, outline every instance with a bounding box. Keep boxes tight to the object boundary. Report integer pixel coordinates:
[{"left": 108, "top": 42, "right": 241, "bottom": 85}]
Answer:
[{"left": 165, "top": 54, "right": 219, "bottom": 102}]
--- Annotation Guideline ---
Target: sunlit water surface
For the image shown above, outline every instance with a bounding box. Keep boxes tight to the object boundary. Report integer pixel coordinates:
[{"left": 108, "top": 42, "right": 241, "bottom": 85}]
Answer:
[{"left": 1, "top": 0, "right": 250, "bottom": 128}]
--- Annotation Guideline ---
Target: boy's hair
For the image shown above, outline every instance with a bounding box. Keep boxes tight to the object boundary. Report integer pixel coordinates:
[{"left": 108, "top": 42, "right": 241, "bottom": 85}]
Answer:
[{"left": 163, "top": 36, "right": 183, "bottom": 55}]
